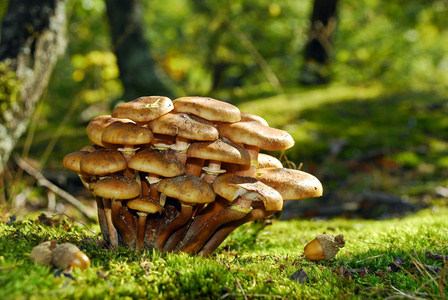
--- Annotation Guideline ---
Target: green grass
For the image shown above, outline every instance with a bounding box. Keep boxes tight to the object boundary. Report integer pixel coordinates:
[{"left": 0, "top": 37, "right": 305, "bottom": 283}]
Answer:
[{"left": 1, "top": 206, "right": 447, "bottom": 299}]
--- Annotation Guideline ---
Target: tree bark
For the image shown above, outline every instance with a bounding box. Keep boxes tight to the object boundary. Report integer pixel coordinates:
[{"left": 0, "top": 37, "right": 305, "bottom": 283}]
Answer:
[
  {"left": 300, "top": 0, "right": 339, "bottom": 85},
  {"left": 105, "top": 0, "right": 175, "bottom": 101},
  {"left": 0, "top": 0, "right": 67, "bottom": 174}
]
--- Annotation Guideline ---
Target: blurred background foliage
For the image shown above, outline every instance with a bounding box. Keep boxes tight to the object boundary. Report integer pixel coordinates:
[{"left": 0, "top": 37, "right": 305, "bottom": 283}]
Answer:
[{"left": 1, "top": 0, "right": 447, "bottom": 219}]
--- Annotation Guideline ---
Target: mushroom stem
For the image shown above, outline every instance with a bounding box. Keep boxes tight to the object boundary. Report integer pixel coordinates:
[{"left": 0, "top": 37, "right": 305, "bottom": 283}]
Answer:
[
  {"left": 198, "top": 204, "right": 276, "bottom": 257},
  {"left": 235, "top": 145, "right": 260, "bottom": 177},
  {"left": 185, "top": 157, "right": 204, "bottom": 177},
  {"left": 171, "top": 136, "right": 189, "bottom": 165},
  {"left": 111, "top": 199, "right": 135, "bottom": 247},
  {"left": 175, "top": 197, "right": 252, "bottom": 255},
  {"left": 136, "top": 212, "right": 148, "bottom": 250},
  {"left": 155, "top": 203, "right": 193, "bottom": 251},
  {"left": 94, "top": 195, "right": 110, "bottom": 244},
  {"left": 201, "top": 160, "right": 225, "bottom": 184},
  {"left": 102, "top": 198, "right": 119, "bottom": 249}
]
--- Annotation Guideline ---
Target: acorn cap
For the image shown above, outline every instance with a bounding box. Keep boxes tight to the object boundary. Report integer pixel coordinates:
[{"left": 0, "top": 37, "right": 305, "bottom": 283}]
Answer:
[
  {"left": 172, "top": 96, "right": 241, "bottom": 123},
  {"left": 212, "top": 173, "right": 283, "bottom": 211},
  {"left": 304, "top": 234, "right": 345, "bottom": 261},
  {"left": 112, "top": 96, "right": 174, "bottom": 123},
  {"left": 52, "top": 243, "right": 90, "bottom": 270},
  {"left": 80, "top": 149, "right": 127, "bottom": 176},
  {"left": 187, "top": 138, "right": 250, "bottom": 165},
  {"left": 102, "top": 122, "right": 153, "bottom": 146},
  {"left": 149, "top": 113, "right": 218, "bottom": 141},
  {"left": 218, "top": 122, "right": 294, "bottom": 151},
  {"left": 93, "top": 175, "right": 140, "bottom": 200},
  {"left": 253, "top": 168, "right": 323, "bottom": 200},
  {"left": 128, "top": 148, "right": 185, "bottom": 177},
  {"left": 30, "top": 241, "right": 54, "bottom": 266},
  {"left": 157, "top": 174, "right": 215, "bottom": 205}
]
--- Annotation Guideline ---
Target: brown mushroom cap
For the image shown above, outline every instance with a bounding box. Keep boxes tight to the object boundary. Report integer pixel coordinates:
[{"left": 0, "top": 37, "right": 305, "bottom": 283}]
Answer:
[
  {"left": 253, "top": 168, "right": 323, "bottom": 200},
  {"left": 86, "top": 115, "right": 134, "bottom": 147},
  {"left": 240, "top": 112, "right": 269, "bottom": 126},
  {"left": 149, "top": 113, "right": 219, "bottom": 141},
  {"left": 102, "top": 122, "right": 154, "bottom": 146},
  {"left": 212, "top": 173, "right": 283, "bottom": 211},
  {"left": 93, "top": 175, "right": 140, "bottom": 200},
  {"left": 63, "top": 151, "right": 89, "bottom": 173},
  {"left": 111, "top": 96, "right": 174, "bottom": 123},
  {"left": 127, "top": 197, "right": 163, "bottom": 214},
  {"left": 80, "top": 149, "right": 127, "bottom": 176},
  {"left": 128, "top": 149, "right": 186, "bottom": 177},
  {"left": 187, "top": 138, "right": 250, "bottom": 165},
  {"left": 257, "top": 153, "right": 283, "bottom": 169},
  {"left": 218, "top": 122, "right": 294, "bottom": 151},
  {"left": 157, "top": 174, "right": 215, "bottom": 205},
  {"left": 172, "top": 97, "right": 241, "bottom": 123}
]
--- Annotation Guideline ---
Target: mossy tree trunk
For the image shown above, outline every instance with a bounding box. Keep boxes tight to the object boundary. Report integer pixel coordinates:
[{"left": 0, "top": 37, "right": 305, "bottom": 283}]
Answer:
[
  {"left": 105, "top": 0, "right": 175, "bottom": 101},
  {"left": 0, "top": 0, "right": 67, "bottom": 174}
]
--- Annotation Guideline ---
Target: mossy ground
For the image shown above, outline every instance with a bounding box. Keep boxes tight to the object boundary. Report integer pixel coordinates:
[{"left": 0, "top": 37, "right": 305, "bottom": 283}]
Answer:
[{"left": 1, "top": 205, "right": 447, "bottom": 299}]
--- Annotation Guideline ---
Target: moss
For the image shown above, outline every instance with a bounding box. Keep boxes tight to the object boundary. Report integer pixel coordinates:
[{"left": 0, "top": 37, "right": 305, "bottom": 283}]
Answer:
[{"left": 0, "top": 61, "right": 21, "bottom": 125}]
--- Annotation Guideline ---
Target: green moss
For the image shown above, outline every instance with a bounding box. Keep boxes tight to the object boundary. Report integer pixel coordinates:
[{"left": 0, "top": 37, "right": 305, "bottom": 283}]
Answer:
[
  {"left": 0, "top": 62, "right": 21, "bottom": 125},
  {"left": 1, "top": 207, "right": 447, "bottom": 299}
]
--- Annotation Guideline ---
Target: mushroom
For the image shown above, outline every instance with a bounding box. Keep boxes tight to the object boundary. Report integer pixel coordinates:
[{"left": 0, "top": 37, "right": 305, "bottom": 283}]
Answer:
[
  {"left": 62, "top": 150, "right": 91, "bottom": 190},
  {"left": 52, "top": 243, "right": 91, "bottom": 271},
  {"left": 86, "top": 115, "right": 133, "bottom": 148},
  {"left": 175, "top": 173, "right": 282, "bottom": 255},
  {"left": 257, "top": 153, "right": 283, "bottom": 169},
  {"left": 93, "top": 175, "right": 141, "bottom": 248},
  {"left": 199, "top": 168, "right": 323, "bottom": 257},
  {"left": 127, "top": 197, "right": 163, "bottom": 249},
  {"left": 172, "top": 96, "right": 241, "bottom": 124},
  {"left": 239, "top": 111, "right": 269, "bottom": 126},
  {"left": 156, "top": 174, "right": 215, "bottom": 251},
  {"left": 148, "top": 113, "right": 219, "bottom": 164},
  {"left": 186, "top": 137, "right": 250, "bottom": 183},
  {"left": 112, "top": 96, "right": 174, "bottom": 123},
  {"left": 218, "top": 122, "right": 295, "bottom": 177}
]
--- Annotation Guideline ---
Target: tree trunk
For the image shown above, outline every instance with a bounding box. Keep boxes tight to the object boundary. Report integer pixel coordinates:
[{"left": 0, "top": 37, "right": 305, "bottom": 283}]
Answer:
[
  {"left": 105, "top": 0, "right": 175, "bottom": 101},
  {"left": 0, "top": 0, "right": 67, "bottom": 174},
  {"left": 300, "top": 0, "right": 339, "bottom": 85}
]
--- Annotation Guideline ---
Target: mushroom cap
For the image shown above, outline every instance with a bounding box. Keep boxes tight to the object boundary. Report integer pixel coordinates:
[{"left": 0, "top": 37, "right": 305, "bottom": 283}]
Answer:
[
  {"left": 257, "top": 153, "right": 283, "bottom": 169},
  {"left": 157, "top": 174, "right": 215, "bottom": 205},
  {"left": 86, "top": 115, "right": 134, "bottom": 147},
  {"left": 149, "top": 113, "right": 219, "bottom": 141},
  {"left": 212, "top": 173, "right": 283, "bottom": 211},
  {"left": 93, "top": 175, "right": 140, "bottom": 200},
  {"left": 253, "top": 168, "right": 323, "bottom": 200},
  {"left": 111, "top": 96, "right": 174, "bottom": 123},
  {"left": 102, "top": 122, "right": 154, "bottom": 146},
  {"left": 128, "top": 148, "right": 186, "bottom": 177},
  {"left": 240, "top": 111, "right": 269, "bottom": 126},
  {"left": 63, "top": 151, "right": 89, "bottom": 173},
  {"left": 127, "top": 197, "right": 163, "bottom": 214},
  {"left": 80, "top": 149, "right": 127, "bottom": 176},
  {"left": 187, "top": 137, "right": 250, "bottom": 165},
  {"left": 218, "top": 122, "right": 295, "bottom": 151},
  {"left": 172, "top": 97, "right": 241, "bottom": 123}
]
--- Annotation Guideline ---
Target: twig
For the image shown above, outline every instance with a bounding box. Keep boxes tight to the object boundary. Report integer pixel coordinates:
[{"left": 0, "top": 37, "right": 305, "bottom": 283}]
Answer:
[
  {"left": 14, "top": 156, "right": 96, "bottom": 221},
  {"left": 356, "top": 254, "right": 384, "bottom": 263},
  {"left": 235, "top": 277, "right": 248, "bottom": 300},
  {"left": 426, "top": 251, "right": 448, "bottom": 262}
]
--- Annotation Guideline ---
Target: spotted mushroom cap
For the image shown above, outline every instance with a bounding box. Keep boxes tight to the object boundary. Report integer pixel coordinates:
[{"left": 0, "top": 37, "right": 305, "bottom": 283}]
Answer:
[
  {"left": 149, "top": 113, "right": 219, "bottom": 141},
  {"left": 93, "top": 175, "right": 140, "bottom": 200},
  {"left": 80, "top": 149, "right": 127, "bottom": 176},
  {"left": 187, "top": 137, "right": 250, "bottom": 165},
  {"left": 63, "top": 151, "right": 89, "bottom": 173},
  {"left": 86, "top": 115, "right": 134, "bottom": 148},
  {"left": 128, "top": 148, "right": 186, "bottom": 177},
  {"left": 253, "top": 168, "right": 323, "bottom": 200},
  {"left": 172, "top": 97, "right": 241, "bottom": 123},
  {"left": 218, "top": 122, "right": 294, "bottom": 151},
  {"left": 157, "top": 174, "right": 215, "bottom": 205},
  {"left": 111, "top": 96, "right": 174, "bottom": 123},
  {"left": 257, "top": 153, "right": 283, "bottom": 169},
  {"left": 102, "top": 122, "right": 154, "bottom": 146},
  {"left": 212, "top": 173, "right": 283, "bottom": 211}
]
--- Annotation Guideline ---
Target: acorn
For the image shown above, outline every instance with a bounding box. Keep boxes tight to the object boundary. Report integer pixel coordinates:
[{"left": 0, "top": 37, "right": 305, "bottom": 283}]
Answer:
[
  {"left": 304, "top": 234, "right": 345, "bottom": 261},
  {"left": 30, "top": 241, "right": 56, "bottom": 266},
  {"left": 52, "top": 243, "right": 91, "bottom": 270}
]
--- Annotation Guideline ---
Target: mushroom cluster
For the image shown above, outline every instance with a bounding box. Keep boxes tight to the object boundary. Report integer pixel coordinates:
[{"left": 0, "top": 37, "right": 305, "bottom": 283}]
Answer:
[{"left": 63, "top": 96, "right": 323, "bottom": 256}]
